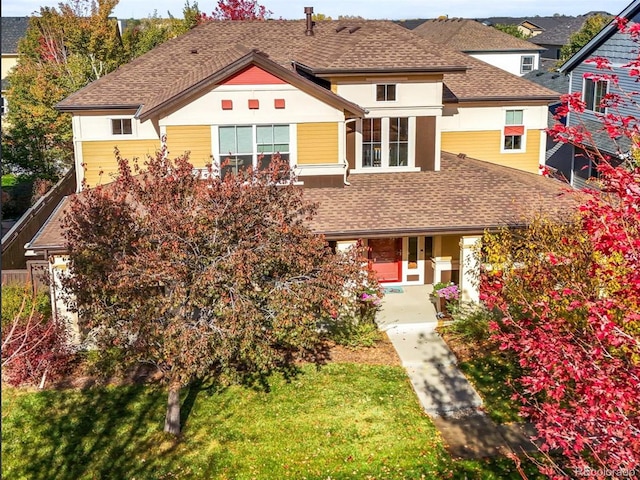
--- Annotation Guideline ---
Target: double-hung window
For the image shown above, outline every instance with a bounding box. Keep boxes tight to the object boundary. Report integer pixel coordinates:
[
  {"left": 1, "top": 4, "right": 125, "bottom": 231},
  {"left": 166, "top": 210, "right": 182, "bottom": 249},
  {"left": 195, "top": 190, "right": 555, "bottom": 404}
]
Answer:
[
  {"left": 376, "top": 84, "right": 396, "bottom": 102},
  {"left": 503, "top": 110, "right": 524, "bottom": 151},
  {"left": 583, "top": 78, "right": 608, "bottom": 113},
  {"left": 520, "top": 55, "right": 535, "bottom": 74},
  {"left": 112, "top": 118, "right": 132, "bottom": 135},
  {"left": 363, "top": 118, "right": 382, "bottom": 167},
  {"left": 218, "top": 124, "right": 289, "bottom": 178},
  {"left": 389, "top": 117, "right": 408, "bottom": 166}
]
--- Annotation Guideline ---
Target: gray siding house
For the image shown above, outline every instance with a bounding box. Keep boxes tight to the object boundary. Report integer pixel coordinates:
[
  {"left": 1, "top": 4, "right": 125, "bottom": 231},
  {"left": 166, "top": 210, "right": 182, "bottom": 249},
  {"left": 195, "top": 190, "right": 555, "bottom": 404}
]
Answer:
[{"left": 558, "top": 0, "right": 639, "bottom": 189}]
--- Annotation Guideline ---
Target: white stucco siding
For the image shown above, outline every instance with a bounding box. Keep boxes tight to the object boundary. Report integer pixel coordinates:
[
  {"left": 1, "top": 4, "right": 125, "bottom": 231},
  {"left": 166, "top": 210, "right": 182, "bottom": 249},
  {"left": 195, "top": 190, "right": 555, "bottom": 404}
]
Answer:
[
  {"left": 161, "top": 84, "right": 345, "bottom": 126},
  {"left": 441, "top": 104, "right": 548, "bottom": 132},
  {"left": 336, "top": 80, "right": 443, "bottom": 113},
  {"left": 75, "top": 112, "right": 160, "bottom": 141},
  {"left": 468, "top": 52, "right": 540, "bottom": 77}
]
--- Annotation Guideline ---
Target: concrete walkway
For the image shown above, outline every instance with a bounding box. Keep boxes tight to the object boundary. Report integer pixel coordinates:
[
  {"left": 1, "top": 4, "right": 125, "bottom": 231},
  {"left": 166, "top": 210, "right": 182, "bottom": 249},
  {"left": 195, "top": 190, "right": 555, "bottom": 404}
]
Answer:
[{"left": 378, "top": 285, "right": 537, "bottom": 459}]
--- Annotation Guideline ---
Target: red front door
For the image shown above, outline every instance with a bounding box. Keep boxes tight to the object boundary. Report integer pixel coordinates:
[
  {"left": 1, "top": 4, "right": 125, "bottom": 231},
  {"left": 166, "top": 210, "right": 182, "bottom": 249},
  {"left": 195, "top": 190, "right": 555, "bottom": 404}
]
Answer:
[{"left": 369, "top": 238, "right": 402, "bottom": 282}]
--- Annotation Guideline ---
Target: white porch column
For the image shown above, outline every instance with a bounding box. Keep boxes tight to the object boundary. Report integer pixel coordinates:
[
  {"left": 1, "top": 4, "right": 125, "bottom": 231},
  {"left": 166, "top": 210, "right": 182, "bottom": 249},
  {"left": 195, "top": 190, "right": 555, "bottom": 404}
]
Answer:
[
  {"left": 459, "top": 235, "right": 482, "bottom": 303},
  {"left": 49, "top": 255, "right": 81, "bottom": 345}
]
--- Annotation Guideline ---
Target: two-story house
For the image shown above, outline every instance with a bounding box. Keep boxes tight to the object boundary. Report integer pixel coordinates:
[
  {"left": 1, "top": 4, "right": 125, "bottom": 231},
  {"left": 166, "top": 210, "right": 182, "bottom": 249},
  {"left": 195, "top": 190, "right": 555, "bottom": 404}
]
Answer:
[
  {"left": 557, "top": 0, "right": 639, "bottom": 189},
  {"left": 27, "top": 10, "right": 574, "bottom": 325},
  {"left": 411, "top": 18, "right": 544, "bottom": 77}
]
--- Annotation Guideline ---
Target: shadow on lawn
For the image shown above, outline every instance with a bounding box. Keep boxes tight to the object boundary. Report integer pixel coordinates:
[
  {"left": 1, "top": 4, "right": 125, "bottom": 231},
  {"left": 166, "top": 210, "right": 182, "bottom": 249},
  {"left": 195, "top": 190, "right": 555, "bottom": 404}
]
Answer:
[{"left": 3, "top": 382, "right": 220, "bottom": 480}]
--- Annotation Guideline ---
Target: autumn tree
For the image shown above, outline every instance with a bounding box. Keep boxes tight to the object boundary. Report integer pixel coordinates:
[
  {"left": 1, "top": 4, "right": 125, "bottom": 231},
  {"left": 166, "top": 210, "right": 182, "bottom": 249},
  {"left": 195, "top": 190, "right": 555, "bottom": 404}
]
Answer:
[
  {"left": 480, "top": 19, "right": 640, "bottom": 478},
  {"left": 201, "top": 0, "right": 271, "bottom": 21},
  {"left": 2, "top": 0, "right": 124, "bottom": 179},
  {"left": 493, "top": 23, "right": 530, "bottom": 40},
  {"left": 62, "top": 148, "right": 375, "bottom": 435},
  {"left": 559, "top": 13, "right": 612, "bottom": 63}
]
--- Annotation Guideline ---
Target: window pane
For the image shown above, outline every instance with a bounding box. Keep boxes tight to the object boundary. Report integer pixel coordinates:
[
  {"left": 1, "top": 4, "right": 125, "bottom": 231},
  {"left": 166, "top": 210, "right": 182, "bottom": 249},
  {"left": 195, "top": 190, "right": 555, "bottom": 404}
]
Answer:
[
  {"left": 256, "top": 125, "right": 272, "bottom": 145},
  {"left": 408, "top": 237, "right": 418, "bottom": 265},
  {"left": 219, "top": 126, "right": 236, "bottom": 153},
  {"left": 273, "top": 125, "right": 289, "bottom": 144},
  {"left": 399, "top": 117, "right": 408, "bottom": 140},
  {"left": 274, "top": 143, "right": 288, "bottom": 152},
  {"left": 123, "top": 119, "right": 132, "bottom": 135},
  {"left": 387, "top": 84, "right": 396, "bottom": 101},
  {"left": 506, "top": 110, "right": 523, "bottom": 125},
  {"left": 504, "top": 135, "right": 522, "bottom": 150},
  {"left": 584, "top": 80, "right": 595, "bottom": 110},
  {"left": 236, "top": 126, "right": 253, "bottom": 153},
  {"left": 112, "top": 119, "right": 122, "bottom": 135},
  {"left": 376, "top": 84, "right": 385, "bottom": 101},
  {"left": 390, "top": 118, "right": 399, "bottom": 142}
]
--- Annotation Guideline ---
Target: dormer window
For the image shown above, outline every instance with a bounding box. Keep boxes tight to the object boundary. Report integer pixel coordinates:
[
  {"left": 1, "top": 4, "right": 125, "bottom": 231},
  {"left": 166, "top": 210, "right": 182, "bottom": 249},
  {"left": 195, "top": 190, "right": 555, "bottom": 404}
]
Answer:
[
  {"left": 376, "top": 84, "right": 396, "bottom": 102},
  {"left": 112, "top": 118, "right": 132, "bottom": 135}
]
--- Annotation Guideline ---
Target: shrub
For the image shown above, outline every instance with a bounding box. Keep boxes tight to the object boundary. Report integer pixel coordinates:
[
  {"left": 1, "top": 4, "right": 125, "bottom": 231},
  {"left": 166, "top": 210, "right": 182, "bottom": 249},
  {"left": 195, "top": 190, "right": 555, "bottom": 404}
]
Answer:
[
  {"left": 442, "top": 303, "right": 496, "bottom": 343},
  {"left": 1, "top": 312, "right": 74, "bottom": 386},
  {"left": 1, "top": 284, "right": 51, "bottom": 327}
]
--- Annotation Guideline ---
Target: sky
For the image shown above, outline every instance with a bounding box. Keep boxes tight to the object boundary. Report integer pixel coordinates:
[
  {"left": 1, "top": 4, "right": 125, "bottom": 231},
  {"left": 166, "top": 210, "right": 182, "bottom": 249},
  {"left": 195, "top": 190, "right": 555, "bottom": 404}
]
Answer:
[{"left": 0, "top": 0, "right": 633, "bottom": 20}]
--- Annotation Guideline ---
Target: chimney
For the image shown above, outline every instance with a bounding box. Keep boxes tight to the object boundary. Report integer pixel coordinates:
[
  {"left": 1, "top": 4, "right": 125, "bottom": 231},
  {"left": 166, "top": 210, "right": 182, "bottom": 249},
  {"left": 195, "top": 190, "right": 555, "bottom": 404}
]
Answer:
[{"left": 304, "top": 6, "right": 314, "bottom": 36}]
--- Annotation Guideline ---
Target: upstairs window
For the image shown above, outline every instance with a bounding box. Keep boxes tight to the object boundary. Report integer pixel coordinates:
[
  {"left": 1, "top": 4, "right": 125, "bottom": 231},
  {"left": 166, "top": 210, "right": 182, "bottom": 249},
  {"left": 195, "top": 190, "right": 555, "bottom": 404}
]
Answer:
[
  {"left": 503, "top": 110, "right": 524, "bottom": 151},
  {"left": 1, "top": 95, "right": 7, "bottom": 116},
  {"left": 389, "top": 117, "right": 408, "bottom": 166},
  {"left": 520, "top": 55, "right": 535, "bottom": 74},
  {"left": 218, "top": 124, "right": 289, "bottom": 178},
  {"left": 112, "top": 118, "right": 132, "bottom": 135},
  {"left": 363, "top": 118, "right": 382, "bottom": 167},
  {"left": 376, "top": 84, "right": 396, "bottom": 102},
  {"left": 583, "top": 78, "right": 608, "bottom": 113}
]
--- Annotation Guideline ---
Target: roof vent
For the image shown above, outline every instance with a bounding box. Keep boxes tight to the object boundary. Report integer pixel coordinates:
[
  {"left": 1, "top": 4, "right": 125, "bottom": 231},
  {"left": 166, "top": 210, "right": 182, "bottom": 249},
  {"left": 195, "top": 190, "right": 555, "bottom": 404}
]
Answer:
[
  {"left": 190, "top": 48, "right": 198, "bottom": 54},
  {"left": 304, "top": 6, "right": 314, "bottom": 36},
  {"left": 348, "top": 26, "right": 360, "bottom": 33},
  {"left": 335, "top": 26, "right": 347, "bottom": 33}
]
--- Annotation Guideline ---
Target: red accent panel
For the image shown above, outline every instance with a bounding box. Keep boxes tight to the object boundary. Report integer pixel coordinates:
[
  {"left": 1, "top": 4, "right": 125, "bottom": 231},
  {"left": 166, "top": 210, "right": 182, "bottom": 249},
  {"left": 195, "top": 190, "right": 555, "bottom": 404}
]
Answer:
[
  {"left": 504, "top": 125, "right": 524, "bottom": 136},
  {"left": 221, "top": 99, "right": 233, "bottom": 110},
  {"left": 248, "top": 99, "right": 259, "bottom": 109},
  {"left": 368, "top": 238, "right": 402, "bottom": 283},
  {"left": 222, "top": 65, "right": 287, "bottom": 85},
  {"left": 274, "top": 98, "right": 286, "bottom": 109}
]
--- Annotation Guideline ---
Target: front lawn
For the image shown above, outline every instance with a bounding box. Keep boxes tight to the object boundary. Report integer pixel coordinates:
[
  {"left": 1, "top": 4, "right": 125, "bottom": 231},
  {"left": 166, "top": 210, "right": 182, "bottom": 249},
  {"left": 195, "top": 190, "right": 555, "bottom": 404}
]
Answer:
[{"left": 2, "top": 363, "right": 534, "bottom": 479}]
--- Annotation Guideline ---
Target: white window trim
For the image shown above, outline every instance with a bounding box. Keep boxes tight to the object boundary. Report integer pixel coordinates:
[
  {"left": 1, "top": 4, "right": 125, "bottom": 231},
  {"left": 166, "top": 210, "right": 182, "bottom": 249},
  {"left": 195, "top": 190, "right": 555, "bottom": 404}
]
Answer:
[
  {"left": 582, "top": 77, "right": 609, "bottom": 114},
  {"left": 352, "top": 116, "right": 418, "bottom": 173},
  {"left": 110, "top": 117, "right": 136, "bottom": 137},
  {"left": 520, "top": 55, "right": 535, "bottom": 74},
  {"left": 500, "top": 109, "right": 526, "bottom": 154}
]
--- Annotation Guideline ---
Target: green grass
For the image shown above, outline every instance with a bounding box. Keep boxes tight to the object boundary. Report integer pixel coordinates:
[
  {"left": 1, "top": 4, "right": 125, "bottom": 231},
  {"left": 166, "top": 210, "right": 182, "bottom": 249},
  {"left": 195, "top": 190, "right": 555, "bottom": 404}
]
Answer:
[
  {"left": 2, "top": 363, "right": 542, "bottom": 479},
  {"left": 2, "top": 174, "right": 18, "bottom": 187},
  {"left": 458, "top": 353, "right": 523, "bottom": 424}
]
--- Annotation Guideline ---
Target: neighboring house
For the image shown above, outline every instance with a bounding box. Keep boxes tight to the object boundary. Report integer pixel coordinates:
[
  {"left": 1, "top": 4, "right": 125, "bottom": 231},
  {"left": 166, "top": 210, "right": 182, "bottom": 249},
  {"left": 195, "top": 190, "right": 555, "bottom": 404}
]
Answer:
[
  {"left": 529, "top": 12, "right": 612, "bottom": 62},
  {"left": 411, "top": 18, "right": 543, "bottom": 76},
  {"left": 1, "top": 16, "right": 29, "bottom": 116},
  {"left": 27, "top": 10, "right": 571, "bottom": 324},
  {"left": 558, "top": 0, "right": 639, "bottom": 189},
  {"left": 476, "top": 16, "right": 572, "bottom": 38}
]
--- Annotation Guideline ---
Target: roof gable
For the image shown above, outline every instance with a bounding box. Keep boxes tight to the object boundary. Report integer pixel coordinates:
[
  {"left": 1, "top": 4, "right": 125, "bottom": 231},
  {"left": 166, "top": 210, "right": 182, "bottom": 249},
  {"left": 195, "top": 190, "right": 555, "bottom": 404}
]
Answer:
[{"left": 222, "top": 65, "right": 287, "bottom": 85}]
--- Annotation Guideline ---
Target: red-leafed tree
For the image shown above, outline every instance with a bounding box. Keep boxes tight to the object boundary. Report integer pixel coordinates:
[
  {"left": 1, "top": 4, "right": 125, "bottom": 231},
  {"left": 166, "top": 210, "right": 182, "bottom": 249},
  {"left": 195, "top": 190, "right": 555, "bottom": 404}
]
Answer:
[
  {"left": 200, "top": 0, "right": 271, "bottom": 21},
  {"left": 480, "top": 18, "right": 640, "bottom": 479},
  {"left": 61, "top": 147, "right": 376, "bottom": 435}
]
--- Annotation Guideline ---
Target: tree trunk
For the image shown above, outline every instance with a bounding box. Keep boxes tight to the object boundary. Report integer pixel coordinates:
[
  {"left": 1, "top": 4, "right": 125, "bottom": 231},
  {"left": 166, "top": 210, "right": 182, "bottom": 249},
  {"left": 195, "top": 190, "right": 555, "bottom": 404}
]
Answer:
[{"left": 164, "top": 385, "right": 181, "bottom": 435}]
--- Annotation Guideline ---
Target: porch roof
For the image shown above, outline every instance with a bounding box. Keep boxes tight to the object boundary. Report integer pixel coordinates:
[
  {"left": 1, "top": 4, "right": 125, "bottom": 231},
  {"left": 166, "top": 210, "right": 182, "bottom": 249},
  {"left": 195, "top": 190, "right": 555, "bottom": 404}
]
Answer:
[
  {"left": 303, "top": 152, "right": 578, "bottom": 239},
  {"left": 27, "top": 152, "right": 578, "bottom": 251}
]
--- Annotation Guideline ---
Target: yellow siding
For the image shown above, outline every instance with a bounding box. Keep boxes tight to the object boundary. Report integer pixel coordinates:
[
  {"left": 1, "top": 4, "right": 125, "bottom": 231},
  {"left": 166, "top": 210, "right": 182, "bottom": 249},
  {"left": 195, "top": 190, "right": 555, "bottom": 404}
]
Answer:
[
  {"left": 441, "top": 235, "right": 461, "bottom": 259},
  {"left": 441, "top": 130, "right": 541, "bottom": 174},
  {"left": 297, "top": 123, "right": 339, "bottom": 164},
  {"left": 81, "top": 140, "right": 160, "bottom": 187},
  {"left": 165, "top": 125, "right": 212, "bottom": 168}
]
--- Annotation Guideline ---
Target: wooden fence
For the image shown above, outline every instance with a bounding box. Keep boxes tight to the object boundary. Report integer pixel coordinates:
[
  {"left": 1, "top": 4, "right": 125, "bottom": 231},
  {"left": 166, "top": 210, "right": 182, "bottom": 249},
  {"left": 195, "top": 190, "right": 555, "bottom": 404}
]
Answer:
[
  {"left": 1, "top": 261, "right": 50, "bottom": 293},
  {"left": 1, "top": 168, "right": 76, "bottom": 269}
]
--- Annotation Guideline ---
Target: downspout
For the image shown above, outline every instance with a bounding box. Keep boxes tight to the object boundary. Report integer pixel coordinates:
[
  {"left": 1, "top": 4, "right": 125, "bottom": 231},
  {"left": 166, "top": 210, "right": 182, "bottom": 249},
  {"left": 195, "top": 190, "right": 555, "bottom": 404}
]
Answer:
[{"left": 343, "top": 118, "right": 357, "bottom": 186}]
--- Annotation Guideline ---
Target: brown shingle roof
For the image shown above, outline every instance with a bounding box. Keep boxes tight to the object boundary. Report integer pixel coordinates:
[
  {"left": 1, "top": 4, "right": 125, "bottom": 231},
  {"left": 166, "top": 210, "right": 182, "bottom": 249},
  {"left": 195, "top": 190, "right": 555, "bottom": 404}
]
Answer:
[
  {"left": 413, "top": 18, "right": 543, "bottom": 52},
  {"left": 29, "top": 153, "right": 577, "bottom": 249},
  {"left": 303, "top": 152, "right": 576, "bottom": 238},
  {"left": 57, "top": 19, "right": 557, "bottom": 113}
]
